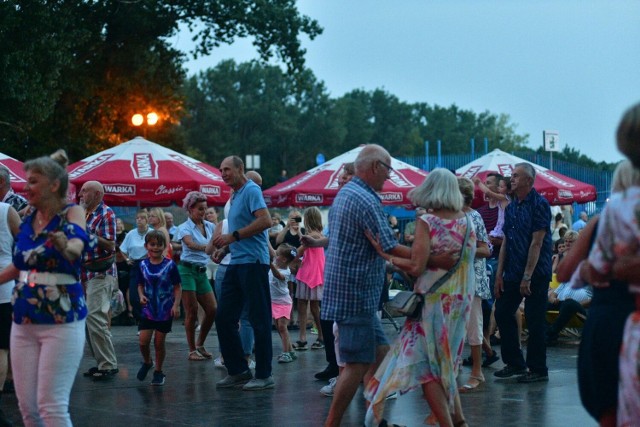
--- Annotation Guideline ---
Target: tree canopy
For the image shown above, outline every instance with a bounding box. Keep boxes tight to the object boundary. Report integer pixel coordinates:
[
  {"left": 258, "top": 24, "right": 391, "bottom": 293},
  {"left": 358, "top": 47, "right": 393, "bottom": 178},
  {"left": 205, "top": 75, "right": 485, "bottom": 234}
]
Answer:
[{"left": 0, "top": 0, "right": 322, "bottom": 159}]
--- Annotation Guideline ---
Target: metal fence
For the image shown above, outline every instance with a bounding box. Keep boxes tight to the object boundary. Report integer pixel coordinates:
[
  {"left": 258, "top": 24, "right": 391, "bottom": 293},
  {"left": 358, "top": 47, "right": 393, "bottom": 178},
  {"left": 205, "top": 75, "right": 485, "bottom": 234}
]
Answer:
[{"left": 396, "top": 152, "right": 614, "bottom": 221}]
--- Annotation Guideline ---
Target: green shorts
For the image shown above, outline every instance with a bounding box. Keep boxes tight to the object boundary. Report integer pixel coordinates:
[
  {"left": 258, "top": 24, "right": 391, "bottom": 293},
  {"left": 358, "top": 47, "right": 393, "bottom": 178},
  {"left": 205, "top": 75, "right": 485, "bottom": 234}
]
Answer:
[{"left": 178, "top": 263, "right": 212, "bottom": 294}]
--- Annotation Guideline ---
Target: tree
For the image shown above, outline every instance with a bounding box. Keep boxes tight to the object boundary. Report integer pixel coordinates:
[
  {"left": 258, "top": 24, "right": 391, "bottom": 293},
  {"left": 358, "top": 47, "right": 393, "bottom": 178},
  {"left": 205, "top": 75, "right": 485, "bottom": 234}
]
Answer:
[{"left": 0, "top": 1, "right": 322, "bottom": 160}]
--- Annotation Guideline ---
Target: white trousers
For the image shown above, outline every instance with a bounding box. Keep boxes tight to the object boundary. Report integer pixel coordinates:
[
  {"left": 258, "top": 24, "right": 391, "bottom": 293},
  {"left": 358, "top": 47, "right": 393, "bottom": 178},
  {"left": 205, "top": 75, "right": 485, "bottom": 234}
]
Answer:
[{"left": 11, "top": 320, "right": 86, "bottom": 427}]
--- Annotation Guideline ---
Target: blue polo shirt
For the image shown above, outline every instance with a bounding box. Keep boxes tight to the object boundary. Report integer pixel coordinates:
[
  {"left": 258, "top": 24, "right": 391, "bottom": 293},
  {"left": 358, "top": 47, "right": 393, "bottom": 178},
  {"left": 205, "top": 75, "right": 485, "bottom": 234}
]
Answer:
[
  {"left": 228, "top": 180, "right": 270, "bottom": 265},
  {"left": 321, "top": 177, "right": 398, "bottom": 321},
  {"left": 503, "top": 188, "right": 552, "bottom": 283}
]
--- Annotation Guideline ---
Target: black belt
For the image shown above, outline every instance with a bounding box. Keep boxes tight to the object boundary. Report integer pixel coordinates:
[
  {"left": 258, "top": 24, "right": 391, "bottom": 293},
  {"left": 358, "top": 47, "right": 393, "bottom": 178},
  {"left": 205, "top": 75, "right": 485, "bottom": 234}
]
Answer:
[{"left": 181, "top": 261, "right": 207, "bottom": 273}]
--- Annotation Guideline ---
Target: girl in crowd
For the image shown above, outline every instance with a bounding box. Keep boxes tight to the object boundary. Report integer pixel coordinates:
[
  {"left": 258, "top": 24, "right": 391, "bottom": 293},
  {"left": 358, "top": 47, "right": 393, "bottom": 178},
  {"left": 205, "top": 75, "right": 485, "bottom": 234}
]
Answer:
[
  {"left": 0, "top": 150, "right": 94, "bottom": 426},
  {"left": 475, "top": 175, "right": 511, "bottom": 240},
  {"left": 120, "top": 210, "right": 151, "bottom": 322},
  {"left": 269, "top": 244, "right": 297, "bottom": 363},
  {"left": 365, "top": 168, "right": 476, "bottom": 427},
  {"left": 293, "top": 207, "right": 325, "bottom": 351},
  {"left": 177, "top": 191, "right": 216, "bottom": 361},
  {"left": 148, "top": 207, "right": 172, "bottom": 259}
]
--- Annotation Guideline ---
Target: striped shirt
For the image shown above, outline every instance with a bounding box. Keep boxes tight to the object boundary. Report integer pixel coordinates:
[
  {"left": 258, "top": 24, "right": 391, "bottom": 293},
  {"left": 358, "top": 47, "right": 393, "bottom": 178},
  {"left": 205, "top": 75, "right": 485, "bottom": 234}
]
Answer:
[
  {"left": 503, "top": 188, "right": 552, "bottom": 283},
  {"left": 82, "top": 201, "right": 117, "bottom": 281},
  {"left": 321, "top": 177, "right": 398, "bottom": 321},
  {"left": 555, "top": 282, "right": 592, "bottom": 304}
]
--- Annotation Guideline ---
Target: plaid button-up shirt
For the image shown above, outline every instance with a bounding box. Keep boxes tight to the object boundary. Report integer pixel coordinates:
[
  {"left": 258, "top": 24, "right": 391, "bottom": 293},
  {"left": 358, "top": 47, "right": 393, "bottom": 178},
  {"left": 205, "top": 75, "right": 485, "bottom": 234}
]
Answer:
[
  {"left": 321, "top": 177, "right": 398, "bottom": 321},
  {"left": 81, "top": 201, "right": 117, "bottom": 282}
]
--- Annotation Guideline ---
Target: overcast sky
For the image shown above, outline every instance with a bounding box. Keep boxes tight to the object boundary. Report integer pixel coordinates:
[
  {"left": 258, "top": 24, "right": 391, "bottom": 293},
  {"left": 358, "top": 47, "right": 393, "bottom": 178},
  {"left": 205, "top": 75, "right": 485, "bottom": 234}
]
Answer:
[{"left": 171, "top": 0, "right": 640, "bottom": 164}]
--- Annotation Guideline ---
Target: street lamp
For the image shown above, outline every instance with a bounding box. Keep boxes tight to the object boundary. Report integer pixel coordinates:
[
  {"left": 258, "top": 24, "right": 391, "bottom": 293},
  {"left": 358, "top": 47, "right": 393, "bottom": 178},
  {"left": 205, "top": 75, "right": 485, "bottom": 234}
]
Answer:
[{"left": 131, "top": 112, "right": 159, "bottom": 138}]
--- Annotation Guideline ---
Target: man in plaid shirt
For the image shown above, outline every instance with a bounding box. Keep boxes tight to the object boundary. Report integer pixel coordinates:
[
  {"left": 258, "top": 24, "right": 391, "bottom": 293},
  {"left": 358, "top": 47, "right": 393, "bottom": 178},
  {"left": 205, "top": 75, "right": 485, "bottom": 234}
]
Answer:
[
  {"left": 79, "top": 181, "right": 119, "bottom": 380},
  {"left": 322, "top": 145, "right": 403, "bottom": 427}
]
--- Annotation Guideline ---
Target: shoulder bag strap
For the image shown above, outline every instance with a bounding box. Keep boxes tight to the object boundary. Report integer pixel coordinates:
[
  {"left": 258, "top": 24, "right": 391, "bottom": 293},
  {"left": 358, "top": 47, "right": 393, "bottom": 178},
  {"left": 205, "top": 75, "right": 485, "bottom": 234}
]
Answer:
[{"left": 426, "top": 214, "right": 472, "bottom": 295}]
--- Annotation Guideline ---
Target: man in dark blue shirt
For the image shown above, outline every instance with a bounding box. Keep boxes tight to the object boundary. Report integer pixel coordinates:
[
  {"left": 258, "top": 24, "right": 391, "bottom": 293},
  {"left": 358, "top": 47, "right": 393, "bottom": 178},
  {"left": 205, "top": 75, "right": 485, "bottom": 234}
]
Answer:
[{"left": 494, "top": 162, "right": 552, "bottom": 383}]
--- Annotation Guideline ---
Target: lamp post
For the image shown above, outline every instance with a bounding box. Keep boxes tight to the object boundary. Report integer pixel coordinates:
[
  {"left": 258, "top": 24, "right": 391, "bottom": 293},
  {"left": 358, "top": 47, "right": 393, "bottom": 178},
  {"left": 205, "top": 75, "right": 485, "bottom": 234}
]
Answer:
[{"left": 132, "top": 112, "right": 159, "bottom": 139}]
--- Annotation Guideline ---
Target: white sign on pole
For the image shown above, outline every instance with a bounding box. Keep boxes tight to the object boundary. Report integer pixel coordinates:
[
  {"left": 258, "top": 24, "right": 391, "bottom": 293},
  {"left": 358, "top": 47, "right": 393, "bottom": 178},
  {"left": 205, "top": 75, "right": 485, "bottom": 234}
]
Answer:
[
  {"left": 543, "top": 130, "right": 560, "bottom": 152},
  {"left": 245, "top": 154, "right": 261, "bottom": 170}
]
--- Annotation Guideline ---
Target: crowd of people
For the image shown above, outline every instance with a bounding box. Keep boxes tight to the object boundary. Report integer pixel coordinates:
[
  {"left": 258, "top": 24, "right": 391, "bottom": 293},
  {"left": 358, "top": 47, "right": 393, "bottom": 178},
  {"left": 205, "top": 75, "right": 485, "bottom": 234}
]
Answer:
[{"left": 0, "top": 102, "right": 638, "bottom": 426}]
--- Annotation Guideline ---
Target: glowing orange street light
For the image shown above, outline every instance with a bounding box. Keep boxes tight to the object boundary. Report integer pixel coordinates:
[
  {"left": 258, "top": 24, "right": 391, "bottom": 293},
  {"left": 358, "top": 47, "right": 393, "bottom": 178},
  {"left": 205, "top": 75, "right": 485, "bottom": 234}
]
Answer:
[{"left": 132, "top": 112, "right": 159, "bottom": 138}]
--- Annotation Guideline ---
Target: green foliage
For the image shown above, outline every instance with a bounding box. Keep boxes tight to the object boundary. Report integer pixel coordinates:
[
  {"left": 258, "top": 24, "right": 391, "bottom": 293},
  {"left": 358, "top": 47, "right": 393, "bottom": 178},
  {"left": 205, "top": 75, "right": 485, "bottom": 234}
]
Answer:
[{"left": 0, "top": 0, "right": 321, "bottom": 160}]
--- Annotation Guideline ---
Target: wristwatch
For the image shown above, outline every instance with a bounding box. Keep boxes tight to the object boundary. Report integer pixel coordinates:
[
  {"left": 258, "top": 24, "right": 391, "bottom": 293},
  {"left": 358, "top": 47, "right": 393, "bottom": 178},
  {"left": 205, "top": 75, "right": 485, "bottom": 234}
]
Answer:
[
  {"left": 522, "top": 274, "right": 532, "bottom": 282},
  {"left": 232, "top": 230, "right": 241, "bottom": 241}
]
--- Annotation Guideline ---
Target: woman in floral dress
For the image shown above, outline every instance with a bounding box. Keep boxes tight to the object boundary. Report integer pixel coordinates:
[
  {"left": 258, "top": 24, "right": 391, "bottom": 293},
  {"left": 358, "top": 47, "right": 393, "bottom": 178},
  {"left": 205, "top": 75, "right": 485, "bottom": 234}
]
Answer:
[
  {"left": 0, "top": 150, "right": 95, "bottom": 426},
  {"left": 364, "top": 168, "right": 476, "bottom": 427}
]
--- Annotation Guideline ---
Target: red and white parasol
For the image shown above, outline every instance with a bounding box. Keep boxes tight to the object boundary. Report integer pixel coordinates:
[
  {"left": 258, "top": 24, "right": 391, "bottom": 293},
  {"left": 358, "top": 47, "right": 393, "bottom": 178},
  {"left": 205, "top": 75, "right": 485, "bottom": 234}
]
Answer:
[
  {"left": 0, "top": 152, "right": 27, "bottom": 195},
  {"left": 263, "top": 145, "right": 428, "bottom": 207},
  {"left": 456, "top": 149, "right": 597, "bottom": 206},
  {"left": 68, "top": 137, "right": 231, "bottom": 206}
]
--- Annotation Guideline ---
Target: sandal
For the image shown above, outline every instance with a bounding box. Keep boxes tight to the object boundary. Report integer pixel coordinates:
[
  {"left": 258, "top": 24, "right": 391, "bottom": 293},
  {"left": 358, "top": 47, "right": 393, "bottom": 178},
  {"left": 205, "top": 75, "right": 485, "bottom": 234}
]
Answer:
[
  {"left": 188, "top": 350, "right": 207, "bottom": 361},
  {"left": 459, "top": 374, "right": 485, "bottom": 392},
  {"left": 196, "top": 346, "right": 213, "bottom": 359}
]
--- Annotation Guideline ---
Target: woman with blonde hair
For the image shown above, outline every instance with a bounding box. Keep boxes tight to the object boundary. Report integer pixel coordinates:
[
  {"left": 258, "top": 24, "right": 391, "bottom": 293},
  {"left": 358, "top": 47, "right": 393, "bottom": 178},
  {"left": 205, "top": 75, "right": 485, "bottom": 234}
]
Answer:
[
  {"left": 0, "top": 150, "right": 95, "bottom": 426},
  {"left": 364, "top": 168, "right": 476, "bottom": 427},
  {"left": 148, "top": 207, "right": 172, "bottom": 259}
]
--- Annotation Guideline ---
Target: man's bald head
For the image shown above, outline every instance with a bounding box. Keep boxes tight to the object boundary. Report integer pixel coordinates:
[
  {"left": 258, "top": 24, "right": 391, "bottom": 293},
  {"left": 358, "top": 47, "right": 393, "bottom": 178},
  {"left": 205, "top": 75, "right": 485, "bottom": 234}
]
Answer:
[
  {"left": 246, "top": 170, "right": 263, "bottom": 186},
  {"left": 79, "top": 180, "right": 105, "bottom": 210},
  {"left": 354, "top": 144, "right": 392, "bottom": 192}
]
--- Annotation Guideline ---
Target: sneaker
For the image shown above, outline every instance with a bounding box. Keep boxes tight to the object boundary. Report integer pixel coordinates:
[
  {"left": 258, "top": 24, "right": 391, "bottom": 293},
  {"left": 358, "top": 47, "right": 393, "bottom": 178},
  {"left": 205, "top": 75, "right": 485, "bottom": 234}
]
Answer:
[
  {"left": 310, "top": 327, "right": 318, "bottom": 335},
  {"left": 242, "top": 376, "right": 275, "bottom": 391},
  {"left": 482, "top": 351, "right": 500, "bottom": 367},
  {"left": 494, "top": 365, "right": 527, "bottom": 378},
  {"left": 517, "top": 371, "right": 549, "bottom": 383},
  {"left": 213, "top": 357, "right": 225, "bottom": 368},
  {"left": 278, "top": 352, "right": 294, "bottom": 363},
  {"left": 320, "top": 377, "right": 337, "bottom": 397},
  {"left": 311, "top": 340, "right": 325, "bottom": 350},
  {"left": 151, "top": 371, "right": 166, "bottom": 386},
  {"left": 248, "top": 359, "right": 256, "bottom": 370},
  {"left": 288, "top": 351, "right": 298, "bottom": 360},
  {"left": 292, "top": 340, "right": 308, "bottom": 351},
  {"left": 137, "top": 362, "right": 154, "bottom": 381},
  {"left": 216, "top": 370, "right": 253, "bottom": 388}
]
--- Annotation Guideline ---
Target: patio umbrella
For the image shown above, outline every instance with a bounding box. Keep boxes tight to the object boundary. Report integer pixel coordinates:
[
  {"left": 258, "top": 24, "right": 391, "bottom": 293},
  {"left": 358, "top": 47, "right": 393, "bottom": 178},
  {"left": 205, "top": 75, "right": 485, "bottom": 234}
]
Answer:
[
  {"left": 263, "top": 145, "right": 428, "bottom": 207},
  {"left": 68, "top": 137, "right": 231, "bottom": 206},
  {"left": 0, "top": 152, "right": 26, "bottom": 195},
  {"left": 456, "top": 149, "right": 597, "bottom": 206}
]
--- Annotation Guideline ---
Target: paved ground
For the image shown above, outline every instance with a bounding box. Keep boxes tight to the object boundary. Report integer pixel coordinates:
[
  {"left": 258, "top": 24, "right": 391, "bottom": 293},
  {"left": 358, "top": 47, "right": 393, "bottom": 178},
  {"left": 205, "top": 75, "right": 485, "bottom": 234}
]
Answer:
[{"left": 1, "top": 318, "right": 596, "bottom": 427}]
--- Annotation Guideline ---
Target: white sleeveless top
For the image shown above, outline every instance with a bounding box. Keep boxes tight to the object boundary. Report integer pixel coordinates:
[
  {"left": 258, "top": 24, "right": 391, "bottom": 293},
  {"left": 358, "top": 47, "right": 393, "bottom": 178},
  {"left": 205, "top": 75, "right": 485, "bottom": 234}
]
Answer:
[{"left": 0, "top": 203, "right": 15, "bottom": 303}]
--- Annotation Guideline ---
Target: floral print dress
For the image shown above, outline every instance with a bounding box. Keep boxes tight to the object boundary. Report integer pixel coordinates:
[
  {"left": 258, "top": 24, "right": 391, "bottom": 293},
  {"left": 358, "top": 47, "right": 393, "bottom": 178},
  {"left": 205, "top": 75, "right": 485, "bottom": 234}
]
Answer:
[
  {"left": 365, "top": 213, "right": 476, "bottom": 426},
  {"left": 12, "top": 205, "right": 94, "bottom": 324}
]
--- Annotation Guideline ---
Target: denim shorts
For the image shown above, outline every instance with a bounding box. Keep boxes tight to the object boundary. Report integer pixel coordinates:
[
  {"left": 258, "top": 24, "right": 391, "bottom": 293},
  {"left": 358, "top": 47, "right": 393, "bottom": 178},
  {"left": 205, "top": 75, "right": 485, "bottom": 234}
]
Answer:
[{"left": 336, "top": 312, "right": 389, "bottom": 364}]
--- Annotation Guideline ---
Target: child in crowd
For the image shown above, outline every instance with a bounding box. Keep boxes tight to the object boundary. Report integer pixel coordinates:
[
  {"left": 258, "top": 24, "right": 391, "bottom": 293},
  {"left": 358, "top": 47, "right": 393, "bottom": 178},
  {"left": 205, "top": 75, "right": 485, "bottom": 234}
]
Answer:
[
  {"left": 293, "top": 207, "right": 326, "bottom": 351},
  {"left": 474, "top": 175, "right": 511, "bottom": 239},
  {"left": 269, "top": 244, "right": 297, "bottom": 363},
  {"left": 136, "top": 231, "right": 182, "bottom": 386}
]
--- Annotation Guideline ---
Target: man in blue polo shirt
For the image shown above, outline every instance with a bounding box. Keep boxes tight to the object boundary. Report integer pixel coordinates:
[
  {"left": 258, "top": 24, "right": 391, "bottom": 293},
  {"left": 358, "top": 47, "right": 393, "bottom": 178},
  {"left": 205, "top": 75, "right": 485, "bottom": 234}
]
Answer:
[
  {"left": 494, "top": 162, "right": 552, "bottom": 383},
  {"left": 213, "top": 156, "right": 273, "bottom": 391}
]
